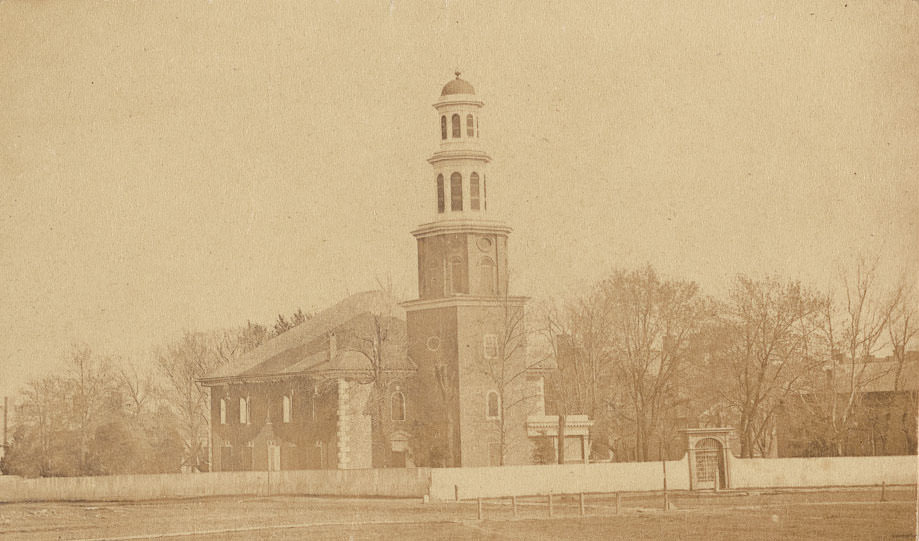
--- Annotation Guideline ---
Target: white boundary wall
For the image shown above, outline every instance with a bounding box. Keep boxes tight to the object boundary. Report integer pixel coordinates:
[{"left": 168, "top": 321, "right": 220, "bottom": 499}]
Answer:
[
  {"left": 429, "top": 458, "right": 691, "bottom": 501},
  {"left": 0, "top": 454, "right": 915, "bottom": 502},
  {"left": 728, "top": 455, "right": 917, "bottom": 489},
  {"left": 0, "top": 468, "right": 431, "bottom": 503}
]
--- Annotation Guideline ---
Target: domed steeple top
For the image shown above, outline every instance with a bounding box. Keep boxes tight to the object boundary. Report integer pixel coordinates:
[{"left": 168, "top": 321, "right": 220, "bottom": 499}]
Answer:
[{"left": 441, "top": 72, "right": 475, "bottom": 96}]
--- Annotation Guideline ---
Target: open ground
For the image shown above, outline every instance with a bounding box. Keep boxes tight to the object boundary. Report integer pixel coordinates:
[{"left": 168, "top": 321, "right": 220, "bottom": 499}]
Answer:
[{"left": 0, "top": 487, "right": 915, "bottom": 540}]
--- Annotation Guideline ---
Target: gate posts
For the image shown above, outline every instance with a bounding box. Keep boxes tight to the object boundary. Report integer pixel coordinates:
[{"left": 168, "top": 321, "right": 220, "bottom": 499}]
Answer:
[{"left": 680, "top": 428, "right": 735, "bottom": 491}]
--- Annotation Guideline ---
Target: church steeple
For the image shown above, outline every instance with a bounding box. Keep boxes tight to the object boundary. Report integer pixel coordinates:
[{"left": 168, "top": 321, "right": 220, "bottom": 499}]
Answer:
[
  {"left": 429, "top": 73, "right": 490, "bottom": 219},
  {"left": 403, "top": 74, "right": 536, "bottom": 468},
  {"left": 409, "top": 74, "right": 511, "bottom": 300}
]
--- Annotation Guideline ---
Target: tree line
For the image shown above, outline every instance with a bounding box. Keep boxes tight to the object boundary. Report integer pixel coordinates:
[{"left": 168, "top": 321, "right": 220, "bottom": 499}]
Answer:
[
  {"left": 1, "top": 311, "right": 309, "bottom": 477},
  {"left": 2, "top": 256, "right": 915, "bottom": 477},
  {"left": 539, "top": 258, "right": 917, "bottom": 462}
]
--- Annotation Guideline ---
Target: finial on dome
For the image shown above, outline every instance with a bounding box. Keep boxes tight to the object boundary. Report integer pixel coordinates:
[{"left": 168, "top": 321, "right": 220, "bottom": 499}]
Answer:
[{"left": 455, "top": 71, "right": 461, "bottom": 78}]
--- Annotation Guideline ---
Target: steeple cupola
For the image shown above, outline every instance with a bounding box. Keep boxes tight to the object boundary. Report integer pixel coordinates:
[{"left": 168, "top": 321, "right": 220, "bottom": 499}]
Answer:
[{"left": 430, "top": 72, "right": 491, "bottom": 219}]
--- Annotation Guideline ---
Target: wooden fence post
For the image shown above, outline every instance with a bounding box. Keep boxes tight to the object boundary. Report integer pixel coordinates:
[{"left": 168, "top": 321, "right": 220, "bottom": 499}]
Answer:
[
  {"left": 548, "top": 493, "right": 554, "bottom": 517},
  {"left": 477, "top": 497, "right": 483, "bottom": 520},
  {"left": 662, "top": 456, "right": 669, "bottom": 511},
  {"left": 880, "top": 481, "right": 886, "bottom": 502},
  {"left": 616, "top": 492, "right": 621, "bottom": 514},
  {"left": 512, "top": 495, "right": 518, "bottom": 517},
  {"left": 579, "top": 492, "right": 585, "bottom": 516}
]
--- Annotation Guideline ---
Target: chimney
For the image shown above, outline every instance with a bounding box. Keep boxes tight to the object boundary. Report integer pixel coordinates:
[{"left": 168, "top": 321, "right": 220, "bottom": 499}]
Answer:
[{"left": 328, "top": 331, "right": 337, "bottom": 362}]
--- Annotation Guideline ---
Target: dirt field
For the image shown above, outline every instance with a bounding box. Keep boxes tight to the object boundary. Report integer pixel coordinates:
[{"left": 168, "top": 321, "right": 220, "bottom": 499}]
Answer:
[{"left": 0, "top": 487, "right": 915, "bottom": 540}]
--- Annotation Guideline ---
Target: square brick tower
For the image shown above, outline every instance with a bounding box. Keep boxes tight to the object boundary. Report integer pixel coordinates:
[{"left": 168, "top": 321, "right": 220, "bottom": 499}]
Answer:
[{"left": 403, "top": 74, "right": 540, "bottom": 467}]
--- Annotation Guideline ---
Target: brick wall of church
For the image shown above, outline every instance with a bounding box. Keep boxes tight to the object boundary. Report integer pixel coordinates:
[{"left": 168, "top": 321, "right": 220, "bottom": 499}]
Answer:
[
  {"left": 209, "top": 379, "right": 338, "bottom": 471},
  {"left": 406, "top": 307, "right": 463, "bottom": 466},
  {"left": 456, "top": 304, "right": 535, "bottom": 466}
]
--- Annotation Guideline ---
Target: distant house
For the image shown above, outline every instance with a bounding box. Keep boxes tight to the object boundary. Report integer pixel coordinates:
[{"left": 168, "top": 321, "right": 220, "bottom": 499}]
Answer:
[{"left": 778, "top": 352, "right": 919, "bottom": 457}]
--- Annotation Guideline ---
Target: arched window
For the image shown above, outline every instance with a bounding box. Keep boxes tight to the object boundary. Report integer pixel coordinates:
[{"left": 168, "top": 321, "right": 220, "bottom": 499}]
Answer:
[
  {"left": 466, "top": 114, "right": 474, "bottom": 137},
  {"left": 436, "top": 174, "right": 445, "bottom": 213},
  {"left": 391, "top": 391, "right": 406, "bottom": 421},
  {"left": 450, "top": 172, "right": 463, "bottom": 211},
  {"left": 486, "top": 391, "right": 500, "bottom": 419},
  {"left": 440, "top": 115, "right": 447, "bottom": 140},
  {"left": 479, "top": 256, "right": 496, "bottom": 295},
  {"left": 450, "top": 256, "right": 467, "bottom": 294},
  {"left": 282, "top": 395, "right": 291, "bottom": 423},
  {"left": 451, "top": 114, "right": 461, "bottom": 138},
  {"left": 470, "top": 173, "right": 480, "bottom": 210},
  {"left": 219, "top": 398, "right": 227, "bottom": 425},
  {"left": 239, "top": 397, "right": 250, "bottom": 424},
  {"left": 483, "top": 175, "right": 487, "bottom": 210}
]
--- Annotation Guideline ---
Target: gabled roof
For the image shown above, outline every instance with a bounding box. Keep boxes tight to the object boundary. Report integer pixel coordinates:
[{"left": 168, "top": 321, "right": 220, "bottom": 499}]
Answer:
[{"left": 200, "top": 290, "right": 411, "bottom": 385}]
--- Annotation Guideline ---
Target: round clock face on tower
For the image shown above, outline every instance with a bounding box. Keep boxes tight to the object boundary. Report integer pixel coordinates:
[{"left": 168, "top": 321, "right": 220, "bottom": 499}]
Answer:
[
  {"left": 426, "top": 336, "right": 442, "bottom": 352},
  {"left": 476, "top": 237, "right": 492, "bottom": 252}
]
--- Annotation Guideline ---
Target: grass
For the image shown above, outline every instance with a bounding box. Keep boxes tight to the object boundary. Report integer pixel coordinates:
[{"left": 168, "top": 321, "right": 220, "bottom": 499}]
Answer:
[{"left": 0, "top": 487, "right": 914, "bottom": 540}]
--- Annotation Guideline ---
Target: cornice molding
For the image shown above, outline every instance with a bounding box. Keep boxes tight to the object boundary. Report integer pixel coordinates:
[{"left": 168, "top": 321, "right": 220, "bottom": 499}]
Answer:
[
  {"left": 427, "top": 149, "right": 492, "bottom": 165},
  {"left": 433, "top": 98, "right": 484, "bottom": 108},
  {"left": 411, "top": 219, "right": 512, "bottom": 239},
  {"left": 401, "top": 295, "right": 529, "bottom": 312}
]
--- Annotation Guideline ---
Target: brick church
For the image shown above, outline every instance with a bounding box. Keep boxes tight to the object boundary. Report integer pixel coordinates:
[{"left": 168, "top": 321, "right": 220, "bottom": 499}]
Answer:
[{"left": 200, "top": 74, "right": 591, "bottom": 471}]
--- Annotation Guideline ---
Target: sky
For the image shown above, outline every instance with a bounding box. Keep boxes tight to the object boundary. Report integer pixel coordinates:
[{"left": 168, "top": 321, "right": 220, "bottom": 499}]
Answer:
[{"left": 1, "top": 1, "right": 917, "bottom": 397}]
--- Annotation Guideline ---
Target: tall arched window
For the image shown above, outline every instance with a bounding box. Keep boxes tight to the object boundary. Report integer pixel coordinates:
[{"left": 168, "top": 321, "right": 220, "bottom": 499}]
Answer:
[
  {"left": 466, "top": 114, "right": 474, "bottom": 137},
  {"left": 239, "top": 397, "right": 250, "bottom": 424},
  {"left": 440, "top": 115, "right": 447, "bottom": 140},
  {"left": 451, "top": 114, "right": 461, "bottom": 138},
  {"left": 219, "top": 398, "right": 227, "bottom": 425},
  {"left": 470, "top": 173, "right": 480, "bottom": 210},
  {"left": 436, "top": 174, "right": 445, "bottom": 213},
  {"left": 479, "top": 256, "right": 496, "bottom": 295},
  {"left": 450, "top": 172, "right": 463, "bottom": 211},
  {"left": 486, "top": 391, "right": 500, "bottom": 419},
  {"left": 450, "top": 256, "right": 467, "bottom": 294},
  {"left": 391, "top": 391, "right": 406, "bottom": 421},
  {"left": 282, "top": 395, "right": 291, "bottom": 423}
]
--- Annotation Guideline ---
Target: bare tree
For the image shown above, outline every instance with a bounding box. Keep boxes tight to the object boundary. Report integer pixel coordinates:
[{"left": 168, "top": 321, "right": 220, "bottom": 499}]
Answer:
[
  {"left": 67, "top": 345, "right": 114, "bottom": 473},
  {"left": 713, "top": 275, "right": 826, "bottom": 457},
  {"left": 602, "top": 266, "right": 710, "bottom": 461},
  {"left": 804, "top": 257, "right": 901, "bottom": 455},
  {"left": 157, "top": 331, "right": 227, "bottom": 471},
  {"left": 117, "top": 359, "right": 157, "bottom": 419},
  {"left": 9, "top": 375, "right": 69, "bottom": 476},
  {"left": 476, "top": 295, "right": 542, "bottom": 465},
  {"left": 347, "top": 286, "right": 406, "bottom": 467},
  {"left": 539, "top": 286, "right": 617, "bottom": 461},
  {"left": 887, "top": 281, "right": 918, "bottom": 452}
]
